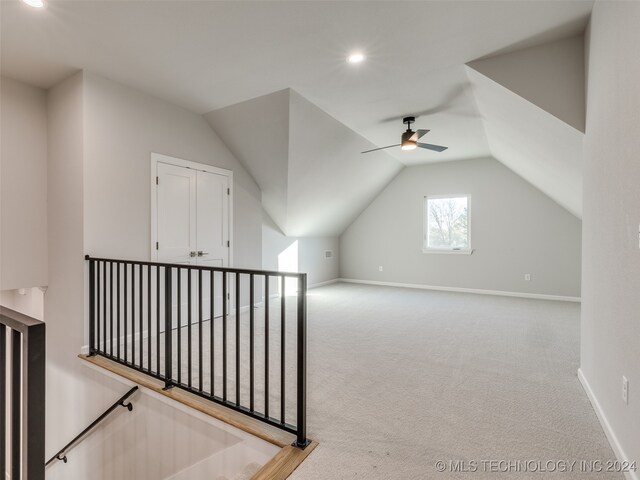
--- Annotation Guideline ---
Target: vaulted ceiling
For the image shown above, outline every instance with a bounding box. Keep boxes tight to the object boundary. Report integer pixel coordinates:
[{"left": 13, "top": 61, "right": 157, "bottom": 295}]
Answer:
[
  {"left": 206, "top": 89, "right": 403, "bottom": 237},
  {"left": 466, "top": 35, "right": 585, "bottom": 217},
  {"left": 1, "top": 0, "right": 591, "bottom": 235}
]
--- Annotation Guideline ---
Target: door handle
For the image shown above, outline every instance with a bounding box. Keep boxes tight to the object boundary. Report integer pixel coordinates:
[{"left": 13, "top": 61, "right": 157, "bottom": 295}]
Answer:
[
  {"left": 197, "top": 251, "right": 209, "bottom": 257},
  {"left": 189, "top": 251, "right": 197, "bottom": 258}
]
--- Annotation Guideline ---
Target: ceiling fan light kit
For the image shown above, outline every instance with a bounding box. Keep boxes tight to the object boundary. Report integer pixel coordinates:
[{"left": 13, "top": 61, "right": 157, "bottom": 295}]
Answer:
[{"left": 362, "top": 116, "right": 448, "bottom": 154}]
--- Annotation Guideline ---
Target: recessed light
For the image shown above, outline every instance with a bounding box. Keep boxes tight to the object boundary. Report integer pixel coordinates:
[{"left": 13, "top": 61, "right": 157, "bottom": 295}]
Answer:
[
  {"left": 347, "top": 53, "right": 365, "bottom": 64},
  {"left": 22, "top": 0, "right": 44, "bottom": 7}
]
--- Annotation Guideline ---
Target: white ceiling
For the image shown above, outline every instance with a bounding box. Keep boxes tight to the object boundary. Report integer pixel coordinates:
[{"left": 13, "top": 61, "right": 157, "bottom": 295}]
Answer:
[
  {"left": 468, "top": 35, "right": 586, "bottom": 132},
  {"left": 206, "top": 89, "right": 403, "bottom": 237},
  {"left": 1, "top": 0, "right": 593, "bottom": 166}
]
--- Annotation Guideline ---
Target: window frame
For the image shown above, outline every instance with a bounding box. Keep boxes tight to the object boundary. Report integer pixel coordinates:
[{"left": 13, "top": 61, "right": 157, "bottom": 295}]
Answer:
[{"left": 422, "top": 194, "right": 473, "bottom": 254}]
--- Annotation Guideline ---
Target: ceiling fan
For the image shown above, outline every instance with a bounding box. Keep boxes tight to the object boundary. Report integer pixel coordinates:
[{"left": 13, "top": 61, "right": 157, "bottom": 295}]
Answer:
[{"left": 362, "top": 116, "right": 448, "bottom": 154}]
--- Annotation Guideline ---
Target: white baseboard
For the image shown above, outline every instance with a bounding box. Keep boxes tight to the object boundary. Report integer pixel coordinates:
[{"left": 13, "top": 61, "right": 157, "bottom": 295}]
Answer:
[
  {"left": 308, "top": 278, "right": 339, "bottom": 289},
  {"left": 338, "top": 278, "right": 581, "bottom": 302},
  {"left": 578, "top": 369, "right": 638, "bottom": 480}
]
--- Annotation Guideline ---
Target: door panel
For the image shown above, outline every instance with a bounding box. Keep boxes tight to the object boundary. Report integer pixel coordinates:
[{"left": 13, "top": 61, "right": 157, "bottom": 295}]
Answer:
[
  {"left": 156, "top": 163, "right": 230, "bottom": 329},
  {"left": 196, "top": 170, "right": 229, "bottom": 319},
  {"left": 157, "top": 163, "right": 197, "bottom": 330},
  {"left": 157, "top": 163, "right": 197, "bottom": 265}
]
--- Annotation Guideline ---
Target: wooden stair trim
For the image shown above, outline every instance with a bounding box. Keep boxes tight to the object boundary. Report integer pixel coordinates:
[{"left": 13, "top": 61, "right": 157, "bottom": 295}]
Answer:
[{"left": 252, "top": 441, "right": 318, "bottom": 480}]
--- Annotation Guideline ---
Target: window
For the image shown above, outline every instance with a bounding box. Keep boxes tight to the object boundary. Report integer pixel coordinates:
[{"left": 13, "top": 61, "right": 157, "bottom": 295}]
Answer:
[{"left": 423, "top": 195, "right": 471, "bottom": 253}]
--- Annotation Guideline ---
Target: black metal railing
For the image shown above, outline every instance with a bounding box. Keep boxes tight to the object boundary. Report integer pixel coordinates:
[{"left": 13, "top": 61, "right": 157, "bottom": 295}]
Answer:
[
  {"left": 85, "top": 255, "right": 309, "bottom": 448},
  {"left": 46, "top": 386, "right": 138, "bottom": 466},
  {"left": 1, "top": 306, "right": 46, "bottom": 480}
]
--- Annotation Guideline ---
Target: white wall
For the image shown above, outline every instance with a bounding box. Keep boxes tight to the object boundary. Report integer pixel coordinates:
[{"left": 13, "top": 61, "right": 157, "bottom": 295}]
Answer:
[
  {"left": 262, "top": 211, "right": 338, "bottom": 288},
  {"left": 41, "top": 70, "right": 268, "bottom": 477},
  {"left": 340, "top": 157, "right": 582, "bottom": 298},
  {"left": 45, "top": 71, "right": 117, "bottom": 469},
  {"left": 0, "top": 77, "right": 48, "bottom": 290},
  {"left": 45, "top": 378, "right": 278, "bottom": 480},
  {"left": 0, "top": 287, "right": 45, "bottom": 320},
  {"left": 580, "top": 2, "right": 640, "bottom": 472},
  {"left": 83, "top": 72, "right": 262, "bottom": 269}
]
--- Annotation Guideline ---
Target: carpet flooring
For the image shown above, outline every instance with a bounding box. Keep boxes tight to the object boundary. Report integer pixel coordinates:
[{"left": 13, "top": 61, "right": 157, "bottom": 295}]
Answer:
[
  {"left": 134, "top": 282, "right": 617, "bottom": 479},
  {"left": 288, "top": 283, "right": 618, "bottom": 479}
]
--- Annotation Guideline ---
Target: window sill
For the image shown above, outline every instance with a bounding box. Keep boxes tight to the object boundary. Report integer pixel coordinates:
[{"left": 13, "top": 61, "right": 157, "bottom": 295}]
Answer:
[{"left": 422, "top": 248, "right": 474, "bottom": 255}]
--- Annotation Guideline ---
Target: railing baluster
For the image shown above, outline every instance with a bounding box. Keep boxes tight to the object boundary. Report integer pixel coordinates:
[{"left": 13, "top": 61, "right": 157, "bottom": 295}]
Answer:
[
  {"left": 164, "top": 267, "right": 173, "bottom": 389},
  {"left": 147, "top": 265, "right": 151, "bottom": 372},
  {"left": 116, "top": 263, "right": 121, "bottom": 359},
  {"left": 280, "top": 275, "right": 286, "bottom": 423},
  {"left": 131, "top": 264, "right": 136, "bottom": 367},
  {"left": 214, "top": 270, "right": 216, "bottom": 397},
  {"left": 97, "top": 261, "right": 101, "bottom": 353},
  {"left": 102, "top": 261, "right": 106, "bottom": 354},
  {"left": 177, "top": 267, "right": 182, "bottom": 385},
  {"left": 89, "top": 260, "right": 96, "bottom": 355},
  {"left": 140, "top": 264, "right": 143, "bottom": 369},
  {"left": 249, "top": 274, "right": 255, "bottom": 412},
  {"left": 199, "top": 269, "right": 203, "bottom": 392},
  {"left": 11, "top": 329, "right": 21, "bottom": 480},
  {"left": 236, "top": 272, "right": 241, "bottom": 406},
  {"left": 110, "top": 262, "right": 114, "bottom": 357},
  {"left": 222, "top": 272, "right": 227, "bottom": 402},
  {"left": 188, "top": 269, "right": 192, "bottom": 389},
  {"left": 124, "top": 264, "right": 128, "bottom": 363},
  {"left": 156, "top": 265, "right": 160, "bottom": 375},
  {"left": 0, "top": 325, "right": 5, "bottom": 474},
  {"left": 265, "top": 275, "right": 270, "bottom": 418},
  {"left": 296, "top": 274, "right": 308, "bottom": 447}
]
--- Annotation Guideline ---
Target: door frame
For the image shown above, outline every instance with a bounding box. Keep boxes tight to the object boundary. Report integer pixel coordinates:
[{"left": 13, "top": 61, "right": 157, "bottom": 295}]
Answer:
[{"left": 150, "top": 152, "right": 233, "bottom": 266}]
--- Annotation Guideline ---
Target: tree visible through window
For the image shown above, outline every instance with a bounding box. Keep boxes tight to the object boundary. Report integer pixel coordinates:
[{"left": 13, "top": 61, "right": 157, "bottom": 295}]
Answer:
[{"left": 424, "top": 195, "right": 470, "bottom": 251}]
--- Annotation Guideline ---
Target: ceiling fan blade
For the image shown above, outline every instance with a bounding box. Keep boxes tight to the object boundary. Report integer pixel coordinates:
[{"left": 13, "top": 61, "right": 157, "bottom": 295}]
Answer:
[
  {"left": 410, "top": 129, "right": 430, "bottom": 141},
  {"left": 361, "top": 144, "right": 401, "bottom": 154},
  {"left": 380, "top": 84, "right": 476, "bottom": 123},
  {"left": 417, "top": 142, "right": 448, "bottom": 152}
]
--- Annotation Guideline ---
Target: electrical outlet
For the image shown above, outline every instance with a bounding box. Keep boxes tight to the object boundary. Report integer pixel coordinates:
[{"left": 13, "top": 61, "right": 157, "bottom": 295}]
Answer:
[
  {"left": 524, "top": 274, "right": 531, "bottom": 281},
  {"left": 623, "top": 376, "right": 629, "bottom": 405},
  {"left": 379, "top": 266, "right": 383, "bottom": 272}
]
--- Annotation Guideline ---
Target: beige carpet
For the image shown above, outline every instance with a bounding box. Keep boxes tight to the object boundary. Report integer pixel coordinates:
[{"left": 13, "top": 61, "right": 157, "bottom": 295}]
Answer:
[
  {"left": 289, "top": 283, "right": 618, "bottom": 479},
  {"left": 139, "top": 282, "right": 617, "bottom": 479}
]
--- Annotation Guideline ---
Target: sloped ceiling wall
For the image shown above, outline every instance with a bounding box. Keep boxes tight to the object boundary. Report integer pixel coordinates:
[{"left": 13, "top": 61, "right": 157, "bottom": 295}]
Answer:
[
  {"left": 205, "top": 90, "right": 290, "bottom": 233},
  {"left": 206, "top": 89, "right": 403, "bottom": 237},
  {"left": 466, "top": 36, "right": 586, "bottom": 218},
  {"left": 468, "top": 35, "right": 585, "bottom": 132}
]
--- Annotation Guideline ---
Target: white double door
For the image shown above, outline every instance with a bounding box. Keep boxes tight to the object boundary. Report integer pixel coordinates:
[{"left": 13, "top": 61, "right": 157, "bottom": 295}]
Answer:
[{"left": 156, "top": 161, "right": 230, "bottom": 325}]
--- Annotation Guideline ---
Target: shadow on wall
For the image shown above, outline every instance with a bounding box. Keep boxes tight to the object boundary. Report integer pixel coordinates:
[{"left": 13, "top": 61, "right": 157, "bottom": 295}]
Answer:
[{"left": 262, "top": 211, "right": 339, "bottom": 288}]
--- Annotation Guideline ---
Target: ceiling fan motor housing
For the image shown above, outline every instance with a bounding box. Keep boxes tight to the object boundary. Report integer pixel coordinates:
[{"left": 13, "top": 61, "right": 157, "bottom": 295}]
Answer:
[{"left": 401, "top": 130, "right": 416, "bottom": 145}]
